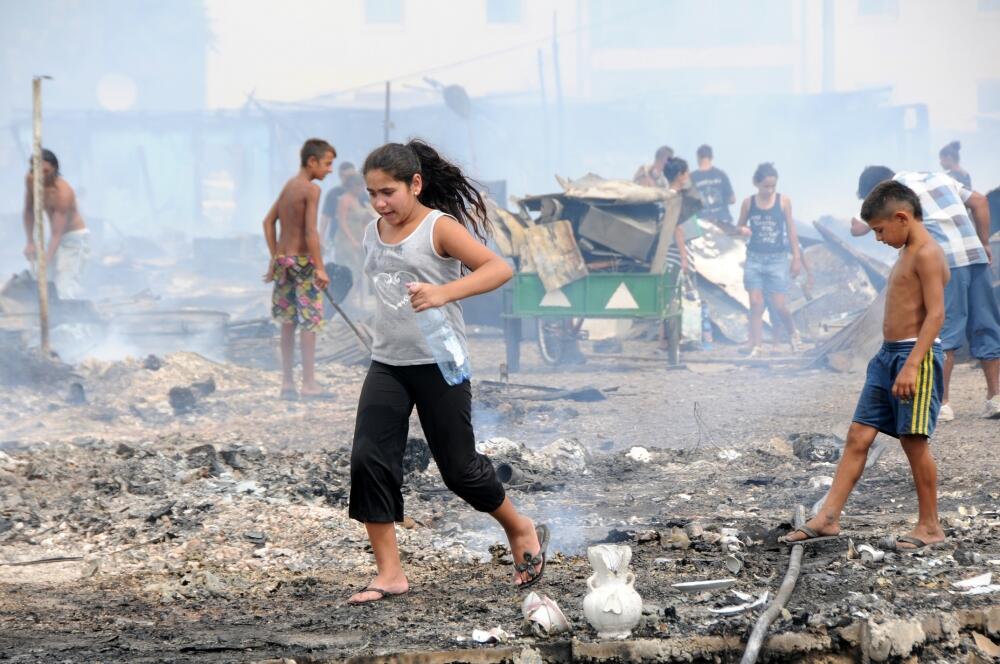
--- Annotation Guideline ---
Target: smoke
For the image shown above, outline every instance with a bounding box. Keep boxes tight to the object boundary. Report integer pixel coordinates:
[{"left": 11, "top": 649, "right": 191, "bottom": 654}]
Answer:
[{"left": 48, "top": 323, "right": 228, "bottom": 365}]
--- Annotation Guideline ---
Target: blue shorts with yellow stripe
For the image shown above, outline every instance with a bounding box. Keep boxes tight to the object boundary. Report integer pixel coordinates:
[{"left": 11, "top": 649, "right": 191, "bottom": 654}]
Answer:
[{"left": 852, "top": 340, "right": 943, "bottom": 439}]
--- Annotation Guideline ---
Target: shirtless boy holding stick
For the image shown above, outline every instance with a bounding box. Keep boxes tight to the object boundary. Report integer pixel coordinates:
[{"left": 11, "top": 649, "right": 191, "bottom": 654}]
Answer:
[
  {"left": 783, "top": 181, "right": 950, "bottom": 551},
  {"left": 263, "top": 139, "right": 335, "bottom": 400}
]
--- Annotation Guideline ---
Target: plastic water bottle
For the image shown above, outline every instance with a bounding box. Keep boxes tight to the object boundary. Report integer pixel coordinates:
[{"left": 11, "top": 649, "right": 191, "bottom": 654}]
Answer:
[
  {"left": 701, "top": 301, "right": 714, "bottom": 350},
  {"left": 415, "top": 307, "right": 471, "bottom": 386}
]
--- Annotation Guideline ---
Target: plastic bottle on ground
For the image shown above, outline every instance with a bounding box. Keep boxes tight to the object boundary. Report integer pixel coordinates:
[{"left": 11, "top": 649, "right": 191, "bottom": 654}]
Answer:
[{"left": 701, "top": 301, "right": 714, "bottom": 350}]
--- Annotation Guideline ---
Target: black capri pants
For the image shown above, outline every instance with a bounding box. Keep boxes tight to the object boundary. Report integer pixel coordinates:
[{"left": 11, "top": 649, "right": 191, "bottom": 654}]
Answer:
[{"left": 349, "top": 361, "right": 506, "bottom": 523}]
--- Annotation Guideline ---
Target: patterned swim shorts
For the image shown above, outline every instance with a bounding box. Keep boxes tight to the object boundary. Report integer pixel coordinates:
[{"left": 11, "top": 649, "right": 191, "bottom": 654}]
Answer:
[{"left": 271, "top": 256, "right": 324, "bottom": 331}]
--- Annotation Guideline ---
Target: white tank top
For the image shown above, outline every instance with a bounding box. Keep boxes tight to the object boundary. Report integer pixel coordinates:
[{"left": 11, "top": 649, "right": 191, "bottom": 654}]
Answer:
[{"left": 362, "top": 210, "right": 469, "bottom": 366}]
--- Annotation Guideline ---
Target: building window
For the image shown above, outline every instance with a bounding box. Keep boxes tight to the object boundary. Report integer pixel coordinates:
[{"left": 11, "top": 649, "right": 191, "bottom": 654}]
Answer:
[
  {"left": 979, "top": 0, "right": 1000, "bottom": 10},
  {"left": 978, "top": 79, "right": 1000, "bottom": 114},
  {"left": 365, "top": 0, "right": 403, "bottom": 23},
  {"left": 858, "top": 0, "right": 898, "bottom": 16},
  {"left": 487, "top": 0, "right": 522, "bottom": 23}
]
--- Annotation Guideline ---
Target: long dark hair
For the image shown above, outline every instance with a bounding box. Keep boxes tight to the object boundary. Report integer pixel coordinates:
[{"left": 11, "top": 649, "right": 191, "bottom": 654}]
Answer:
[{"left": 363, "top": 139, "right": 491, "bottom": 242}]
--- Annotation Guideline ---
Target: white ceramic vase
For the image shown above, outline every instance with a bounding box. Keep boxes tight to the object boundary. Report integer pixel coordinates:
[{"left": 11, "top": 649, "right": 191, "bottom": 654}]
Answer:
[{"left": 583, "top": 544, "right": 643, "bottom": 639}]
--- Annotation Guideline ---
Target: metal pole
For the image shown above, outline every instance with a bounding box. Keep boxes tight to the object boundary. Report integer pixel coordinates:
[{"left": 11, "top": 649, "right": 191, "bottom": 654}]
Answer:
[
  {"left": 32, "top": 76, "right": 50, "bottom": 355},
  {"left": 383, "top": 81, "right": 391, "bottom": 144},
  {"left": 536, "top": 48, "right": 551, "bottom": 176},
  {"left": 551, "top": 12, "right": 565, "bottom": 174}
]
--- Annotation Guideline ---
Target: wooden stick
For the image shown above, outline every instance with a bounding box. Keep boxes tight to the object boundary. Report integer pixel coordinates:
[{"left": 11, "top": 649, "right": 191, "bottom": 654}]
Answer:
[
  {"left": 32, "top": 76, "right": 50, "bottom": 355},
  {"left": 321, "top": 286, "right": 372, "bottom": 353}
]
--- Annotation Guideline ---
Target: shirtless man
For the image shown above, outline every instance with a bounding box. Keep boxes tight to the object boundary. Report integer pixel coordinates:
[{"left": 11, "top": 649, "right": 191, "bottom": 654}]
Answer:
[
  {"left": 784, "top": 181, "right": 950, "bottom": 551},
  {"left": 22, "top": 149, "right": 90, "bottom": 299},
  {"left": 263, "top": 139, "right": 335, "bottom": 400},
  {"left": 633, "top": 145, "right": 673, "bottom": 188}
]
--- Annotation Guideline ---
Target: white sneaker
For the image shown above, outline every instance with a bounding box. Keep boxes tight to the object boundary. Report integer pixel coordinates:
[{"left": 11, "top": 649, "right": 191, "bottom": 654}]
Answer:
[
  {"left": 984, "top": 396, "right": 1000, "bottom": 419},
  {"left": 790, "top": 332, "right": 802, "bottom": 352},
  {"left": 938, "top": 403, "right": 955, "bottom": 422}
]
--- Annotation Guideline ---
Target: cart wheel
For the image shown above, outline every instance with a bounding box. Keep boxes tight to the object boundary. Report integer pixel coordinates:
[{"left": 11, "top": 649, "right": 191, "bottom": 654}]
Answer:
[
  {"left": 503, "top": 317, "right": 522, "bottom": 372},
  {"left": 537, "top": 318, "right": 570, "bottom": 365}
]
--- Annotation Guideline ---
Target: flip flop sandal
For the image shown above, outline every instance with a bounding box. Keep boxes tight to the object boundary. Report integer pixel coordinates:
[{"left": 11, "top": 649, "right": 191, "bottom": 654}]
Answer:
[
  {"left": 780, "top": 525, "right": 841, "bottom": 546},
  {"left": 515, "top": 524, "right": 550, "bottom": 589},
  {"left": 879, "top": 535, "right": 946, "bottom": 552},
  {"left": 347, "top": 586, "right": 409, "bottom": 605},
  {"left": 279, "top": 388, "right": 299, "bottom": 402}
]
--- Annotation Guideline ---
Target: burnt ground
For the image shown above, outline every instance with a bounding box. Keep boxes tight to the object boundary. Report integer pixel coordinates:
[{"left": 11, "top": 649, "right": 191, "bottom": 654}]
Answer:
[{"left": 0, "top": 335, "right": 998, "bottom": 663}]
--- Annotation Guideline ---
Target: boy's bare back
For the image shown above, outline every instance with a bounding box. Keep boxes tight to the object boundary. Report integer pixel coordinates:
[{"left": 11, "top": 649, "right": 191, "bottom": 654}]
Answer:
[
  {"left": 883, "top": 239, "right": 949, "bottom": 341},
  {"left": 274, "top": 175, "right": 321, "bottom": 257}
]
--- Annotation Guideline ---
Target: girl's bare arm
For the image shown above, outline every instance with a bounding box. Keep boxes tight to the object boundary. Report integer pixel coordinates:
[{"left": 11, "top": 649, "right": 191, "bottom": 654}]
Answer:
[{"left": 407, "top": 216, "right": 512, "bottom": 312}]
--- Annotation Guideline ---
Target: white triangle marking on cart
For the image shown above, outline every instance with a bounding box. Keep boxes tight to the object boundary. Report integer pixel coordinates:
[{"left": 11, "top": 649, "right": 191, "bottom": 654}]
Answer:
[
  {"left": 539, "top": 288, "right": 572, "bottom": 308},
  {"left": 605, "top": 282, "right": 640, "bottom": 310}
]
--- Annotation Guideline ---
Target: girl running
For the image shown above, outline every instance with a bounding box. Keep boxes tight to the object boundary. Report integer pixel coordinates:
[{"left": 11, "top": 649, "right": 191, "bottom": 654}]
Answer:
[
  {"left": 737, "top": 162, "right": 802, "bottom": 356},
  {"left": 347, "top": 140, "right": 548, "bottom": 605}
]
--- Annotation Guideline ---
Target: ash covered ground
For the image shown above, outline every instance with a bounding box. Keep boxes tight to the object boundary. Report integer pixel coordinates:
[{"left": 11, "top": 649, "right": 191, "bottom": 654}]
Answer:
[{"left": 1, "top": 336, "right": 998, "bottom": 663}]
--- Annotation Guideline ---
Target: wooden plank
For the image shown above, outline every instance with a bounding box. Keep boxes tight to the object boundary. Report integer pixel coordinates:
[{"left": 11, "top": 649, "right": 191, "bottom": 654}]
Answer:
[
  {"left": 485, "top": 201, "right": 526, "bottom": 258},
  {"left": 649, "top": 191, "right": 682, "bottom": 274},
  {"left": 523, "top": 220, "right": 588, "bottom": 292}
]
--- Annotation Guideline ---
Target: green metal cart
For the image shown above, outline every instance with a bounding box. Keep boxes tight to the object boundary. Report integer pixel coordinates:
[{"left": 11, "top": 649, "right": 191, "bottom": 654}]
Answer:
[{"left": 502, "top": 267, "right": 683, "bottom": 369}]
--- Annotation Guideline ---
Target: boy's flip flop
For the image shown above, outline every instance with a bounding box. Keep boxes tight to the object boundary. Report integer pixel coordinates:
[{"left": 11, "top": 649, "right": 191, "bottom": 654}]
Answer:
[
  {"left": 515, "top": 524, "right": 550, "bottom": 589},
  {"left": 347, "top": 586, "right": 409, "bottom": 605},
  {"left": 779, "top": 525, "right": 840, "bottom": 546},
  {"left": 879, "top": 535, "right": 946, "bottom": 551}
]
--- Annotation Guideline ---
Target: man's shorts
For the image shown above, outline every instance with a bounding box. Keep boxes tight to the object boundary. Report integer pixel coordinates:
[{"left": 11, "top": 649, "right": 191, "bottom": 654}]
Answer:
[
  {"left": 54, "top": 228, "right": 90, "bottom": 300},
  {"left": 852, "top": 340, "right": 943, "bottom": 439},
  {"left": 271, "top": 255, "right": 324, "bottom": 331},
  {"left": 941, "top": 263, "right": 1000, "bottom": 359},
  {"left": 743, "top": 251, "right": 790, "bottom": 295}
]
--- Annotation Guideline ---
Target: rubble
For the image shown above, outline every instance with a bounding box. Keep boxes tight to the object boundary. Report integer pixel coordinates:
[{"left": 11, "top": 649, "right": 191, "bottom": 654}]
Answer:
[
  {"left": 671, "top": 578, "right": 737, "bottom": 593},
  {"left": 168, "top": 385, "right": 198, "bottom": 414},
  {"left": 624, "top": 446, "right": 650, "bottom": 463},
  {"left": 469, "top": 626, "right": 514, "bottom": 644},
  {"left": 0, "top": 334, "right": 997, "bottom": 662},
  {"left": 789, "top": 431, "right": 843, "bottom": 462},
  {"left": 522, "top": 592, "right": 572, "bottom": 637},
  {"left": 857, "top": 544, "right": 885, "bottom": 563},
  {"left": 708, "top": 590, "right": 769, "bottom": 615}
]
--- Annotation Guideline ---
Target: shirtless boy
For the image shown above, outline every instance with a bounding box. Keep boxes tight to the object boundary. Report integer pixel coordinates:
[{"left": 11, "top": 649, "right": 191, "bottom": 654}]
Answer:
[
  {"left": 263, "top": 139, "right": 335, "bottom": 400},
  {"left": 22, "top": 149, "right": 90, "bottom": 299},
  {"left": 784, "top": 181, "right": 950, "bottom": 551}
]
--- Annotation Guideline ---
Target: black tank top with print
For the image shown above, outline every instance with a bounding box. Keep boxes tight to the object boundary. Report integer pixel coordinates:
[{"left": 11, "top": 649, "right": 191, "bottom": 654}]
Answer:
[{"left": 746, "top": 193, "right": 788, "bottom": 254}]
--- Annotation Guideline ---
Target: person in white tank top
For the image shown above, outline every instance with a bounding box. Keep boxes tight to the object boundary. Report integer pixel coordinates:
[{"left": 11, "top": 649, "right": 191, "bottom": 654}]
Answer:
[{"left": 347, "top": 140, "right": 550, "bottom": 605}]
